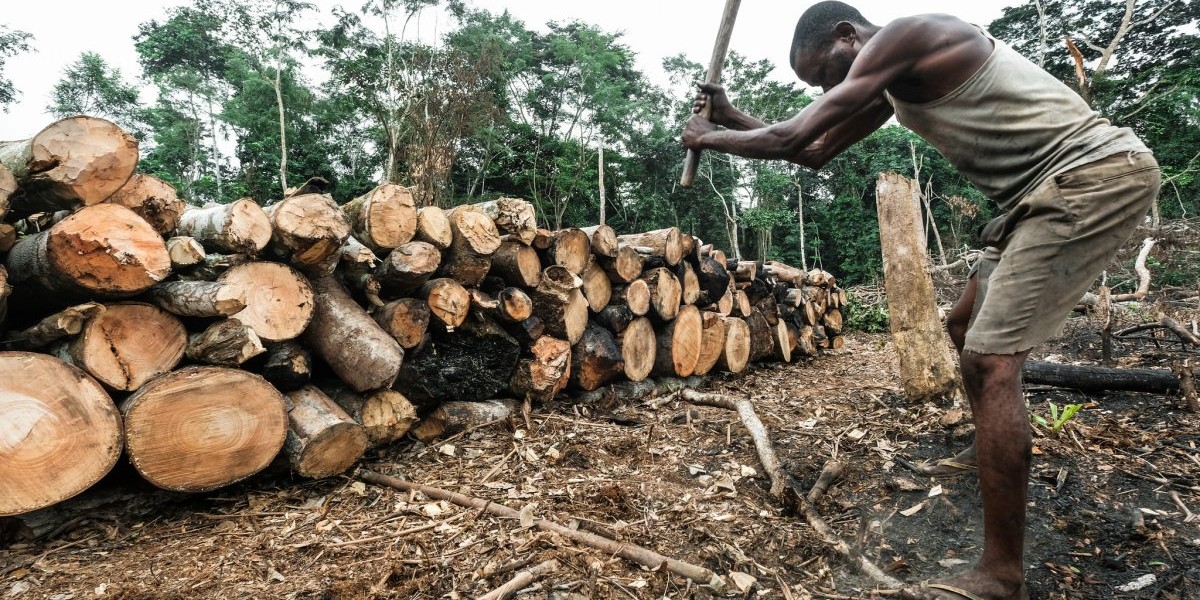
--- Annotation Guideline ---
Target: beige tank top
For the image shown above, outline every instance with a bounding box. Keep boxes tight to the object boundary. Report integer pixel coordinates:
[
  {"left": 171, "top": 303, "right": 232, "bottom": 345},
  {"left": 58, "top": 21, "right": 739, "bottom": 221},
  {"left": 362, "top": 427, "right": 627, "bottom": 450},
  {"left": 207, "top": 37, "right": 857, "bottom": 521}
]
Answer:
[{"left": 885, "top": 30, "right": 1148, "bottom": 210}]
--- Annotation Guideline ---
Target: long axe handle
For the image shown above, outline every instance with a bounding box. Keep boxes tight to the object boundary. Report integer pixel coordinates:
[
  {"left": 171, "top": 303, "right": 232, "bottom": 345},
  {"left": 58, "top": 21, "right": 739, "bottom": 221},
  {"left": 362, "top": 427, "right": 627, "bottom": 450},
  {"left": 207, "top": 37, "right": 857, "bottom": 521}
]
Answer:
[{"left": 680, "top": 0, "right": 742, "bottom": 188}]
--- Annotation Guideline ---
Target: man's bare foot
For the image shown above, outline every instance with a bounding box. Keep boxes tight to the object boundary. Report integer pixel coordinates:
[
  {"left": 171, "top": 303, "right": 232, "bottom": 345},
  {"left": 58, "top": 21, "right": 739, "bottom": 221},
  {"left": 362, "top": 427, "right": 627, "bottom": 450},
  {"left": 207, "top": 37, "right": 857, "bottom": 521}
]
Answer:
[
  {"left": 917, "top": 443, "right": 978, "bottom": 477},
  {"left": 900, "top": 567, "right": 1028, "bottom": 600}
]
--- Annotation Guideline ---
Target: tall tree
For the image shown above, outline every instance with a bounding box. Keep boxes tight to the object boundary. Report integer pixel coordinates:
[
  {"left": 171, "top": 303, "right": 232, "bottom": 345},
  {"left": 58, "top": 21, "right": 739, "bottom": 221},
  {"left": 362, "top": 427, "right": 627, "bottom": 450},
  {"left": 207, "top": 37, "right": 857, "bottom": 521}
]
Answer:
[
  {"left": 48, "top": 52, "right": 143, "bottom": 133},
  {"left": 0, "top": 25, "right": 33, "bottom": 111}
]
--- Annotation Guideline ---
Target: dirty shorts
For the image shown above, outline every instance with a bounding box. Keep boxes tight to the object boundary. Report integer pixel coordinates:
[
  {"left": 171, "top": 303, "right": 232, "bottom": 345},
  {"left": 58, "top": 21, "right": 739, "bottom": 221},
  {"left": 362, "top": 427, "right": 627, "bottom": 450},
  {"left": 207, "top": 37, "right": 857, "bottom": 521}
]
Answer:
[{"left": 965, "top": 152, "right": 1160, "bottom": 355}]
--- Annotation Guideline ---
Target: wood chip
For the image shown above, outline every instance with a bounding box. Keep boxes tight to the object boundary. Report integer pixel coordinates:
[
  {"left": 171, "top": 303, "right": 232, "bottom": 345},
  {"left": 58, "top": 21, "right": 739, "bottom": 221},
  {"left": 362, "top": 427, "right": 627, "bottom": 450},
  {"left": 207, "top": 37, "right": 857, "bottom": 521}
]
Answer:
[{"left": 900, "top": 502, "right": 926, "bottom": 517}]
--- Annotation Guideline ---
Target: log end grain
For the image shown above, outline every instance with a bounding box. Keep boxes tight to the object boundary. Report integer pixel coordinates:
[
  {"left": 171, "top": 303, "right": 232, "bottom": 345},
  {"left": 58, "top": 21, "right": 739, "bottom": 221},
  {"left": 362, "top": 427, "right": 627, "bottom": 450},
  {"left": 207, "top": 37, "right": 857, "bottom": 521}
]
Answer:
[
  {"left": 619, "top": 317, "right": 657, "bottom": 382},
  {"left": 103, "top": 173, "right": 184, "bottom": 234},
  {"left": 47, "top": 204, "right": 171, "bottom": 296},
  {"left": 71, "top": 303, "right": 187, "bottom": 391},
  {"left": 28, "top": 116, "right": 139, "bottom": 206},
  {"left": 221, "top": 262, "right": 316, "bottom": 342}
]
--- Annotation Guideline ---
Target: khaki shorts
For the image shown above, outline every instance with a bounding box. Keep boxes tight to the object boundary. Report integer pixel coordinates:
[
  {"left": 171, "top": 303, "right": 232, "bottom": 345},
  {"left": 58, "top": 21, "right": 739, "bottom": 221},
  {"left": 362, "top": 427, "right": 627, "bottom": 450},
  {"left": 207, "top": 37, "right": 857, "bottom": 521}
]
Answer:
[{"left": 965, "top": 152, "right": 1160, "bottom": 355}]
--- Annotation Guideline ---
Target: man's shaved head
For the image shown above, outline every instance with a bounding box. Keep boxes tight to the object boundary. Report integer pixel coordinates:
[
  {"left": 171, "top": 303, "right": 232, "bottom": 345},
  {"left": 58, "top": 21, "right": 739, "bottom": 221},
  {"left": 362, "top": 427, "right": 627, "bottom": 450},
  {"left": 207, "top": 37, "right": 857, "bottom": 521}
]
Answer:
[{"left": 790, "top": 2, "right": 874, "bottom": 65}]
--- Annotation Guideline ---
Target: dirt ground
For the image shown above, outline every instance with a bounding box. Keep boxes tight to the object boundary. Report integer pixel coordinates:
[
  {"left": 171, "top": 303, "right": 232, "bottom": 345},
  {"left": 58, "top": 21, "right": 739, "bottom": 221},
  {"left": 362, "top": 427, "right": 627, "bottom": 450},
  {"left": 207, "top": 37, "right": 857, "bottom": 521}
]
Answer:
[{"left": 3, "top": 238, "right": 1199, "bottom": 599}]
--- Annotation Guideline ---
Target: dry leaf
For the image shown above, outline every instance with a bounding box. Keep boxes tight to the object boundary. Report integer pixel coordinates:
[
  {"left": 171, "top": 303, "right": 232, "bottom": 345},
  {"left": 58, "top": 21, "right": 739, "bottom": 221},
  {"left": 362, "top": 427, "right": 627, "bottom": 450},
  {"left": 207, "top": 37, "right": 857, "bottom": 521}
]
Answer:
[
  {"left": 847, "top": 429, "right": 867, "bottom": 441},
  {"left": 740, "top": 465, "right": 758, "bottom": 477},
  {"left": 347, "top": 482, "right": 368, "bottom": 497},
  {"left": 938, "top": 558, "right": 970, "bottom": 568},
  {"left": 267, "top": 567, "right": 286, "bottom": 582},
  {"left": 928, "top": 485, "right": 944, "bottom": 498},
  {"left": 519, "top": 503, "right": 537, "bottom": 528},
  {"left": 900, "top": 502, "right": 926, "bottom": 517}
]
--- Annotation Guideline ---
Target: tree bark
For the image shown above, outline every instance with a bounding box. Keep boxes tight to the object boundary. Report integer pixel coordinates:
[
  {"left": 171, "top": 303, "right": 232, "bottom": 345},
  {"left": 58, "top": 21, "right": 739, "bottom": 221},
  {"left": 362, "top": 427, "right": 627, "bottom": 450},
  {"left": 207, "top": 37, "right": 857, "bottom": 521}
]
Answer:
[
  {"left": 6, "top": 204, "right": 171, "bottom": 302},
  {"left": 393, "top": 314, "right": 521, "bottom": 408},
  {"left": 121, "top": 366, "right": 288, "bottom": 492},
  {"left": 599, "top": 245, "right": 644, "bottom": 283},
  {"left": 716, "top": 316, "right": 751, "bottom": 374},
  {"left": 641, "top": 267, "right": 682, "bottom": 321},
  {"left": 692, "top": 311, "right": 727, "bottom": 376},
  {"left": 186, "top": 318, "right": 265, "bottom": 366},
  {"left": 283, "top": 385, "right": 369, "bottom": 479},
  {"left": 579, "top": 224, "right": 618, "bottom": 258},
  {"left": 545, "top": 228, "right": 592, "bottom": 275},
  {"left": 1022, "top": 360, "right": 1180, "bottom": 394},
  {"left": 341, "top": 183, "right": 417, "bottom": 253},
  {"left": 618, "top": 228, "right": 684, "bottom": 266},
  {"left": 491, "top": 240, "right": 542, "bottom": 288},
  {"left": 375, "top": 241, "right": 442, "bottom": 297},
  {"left": 418, "top": 278, "right": 471, "bottom": 331},
  {"left": 509, "top": 336, "right": 572, "bottom": 401},
  {"left": 149, "top": 280, "right": 246, "bottom": 318},
  {"left": 652, "top": 305, "right": 702, "bottom": 377},
  {"left": 176, "top": 198, "right": 273, "bottom": 255},
  {"left": 876, "top": 172, "right": 960, "bottom": 401},
  {"left": 570, "top": 321, "right": 625, "bottom": 391},
  {"left": 1, "top": 302, "right": 104, "bottom": 350},
  {"left": 409, "top": 399, "right": 519, "bottom": 443},
  {"left": 260, "top": 341, "right": 312, "bottom": 393},
  {"left": 0, "top": 116, "right": 138, "bottom": 214},
  {"left": 331, "top": 388, "right": 417, "bottom": 447},
  {"left": 415, "top": 205, "right": 453, "bottom": 250},
  {"left": 580, "top": 256, "right": 613, "bottom": 313},
  {"left": 474, "top": 197, "right": 538, "bottom": 246},
  {"left": 263, "top": 193, "right": 352, "bottom": 274},
  {"left": 303, "top": 276, "right": 404, "bottom": 393},
  {"left": 374, "top": 297, "right": 430, "bottom": 350},
  {"left": 55, "top": 302, "right": 186, "bottom": 392},
  {"left": 220, "top": 262, "right": 315, "bottom": 342},
  {"left": 102, "top": 173, "right": 184, "bottom": 235},
  {"left": 0, "top": 352, "right": 122, "bottom": 516}
]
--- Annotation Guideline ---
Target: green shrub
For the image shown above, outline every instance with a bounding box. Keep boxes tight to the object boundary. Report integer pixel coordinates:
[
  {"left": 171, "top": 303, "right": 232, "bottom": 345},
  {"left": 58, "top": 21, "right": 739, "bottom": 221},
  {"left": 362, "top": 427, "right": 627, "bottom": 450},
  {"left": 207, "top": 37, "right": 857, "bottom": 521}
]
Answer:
[{"left": 844, "top": 293, "right": 889, "bottom": 333}]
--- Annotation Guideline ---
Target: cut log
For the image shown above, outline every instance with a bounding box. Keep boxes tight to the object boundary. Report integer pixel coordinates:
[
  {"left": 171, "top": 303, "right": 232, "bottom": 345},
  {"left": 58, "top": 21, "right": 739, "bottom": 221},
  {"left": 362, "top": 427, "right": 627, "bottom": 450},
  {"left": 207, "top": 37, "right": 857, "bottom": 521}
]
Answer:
[
  {"left": 0, "top": 116, "right": 138, "bottom": 213},
  {"left": 374, "top": 298, "right": 430, "bottom": 350},
  {"left": 619, "top": 317, "right": 657, "bottom": 382},
  {"left": 1021, "top": 361, "right": 1179, "bottom": 394},
  {"left": 121, "top": 366, "right": 287, "bottom": 492},
  {"left": 795, "top": 325, "right": 819, "bottom": 357},
  {"left": 491, "top": 240, "right": 542, "bottom": 288},
  {"left": 716, "top": 316, "right": 751, "bottom": 374},
  {"left": 149, "top": 280, "right": 245, "bottom": 318},
  {"left": 5, "top": 204, "right": 171, "bottom": 302},
  {"left": 530, "top": 266, "right": 588, "bottom": 344},
  {"left": 102, "top": 173, "right": 184, "bottom": 235},
  {"left": 600, "top": 245, "right": 645, "bottom": 283},
  {"left": 509, "top": 336, "right": 572, "bottom": 401},
  {"left": 711, "top": 289, "right": 734, "bottom": 316},
  {"left": 579, "top": 224, "right": 619, "bottom": 258},
  {"left": 446, "top": 204, "right": 502, "bottom": 255},
  {"left": 733, "top": 261, "right": 758, "bottom": 283},
  {"left": 261, "top": 341, "right": 312, "bottom": 393},
  {"left": 677, "top": 260, "right": 701, "bottom": 306},
  {"left": 341, "top": 183, "right": 417, "bottom": 253},
  {"left": 176, "top": 199, "right": 273, "bottom": 255},
  {"left": 263, "top": 193, "right": 352, "bottom": 273},
  {"left": 827, "top": 335, "right": 845, "bottom": 350},
  {"left": 1, "top": 302, "right": 104, "bottom": 350},
  {"left": 0, "top": 162, "right": 14, "bottom": 219},
  {"left": 531, "top": 228, "right": 553, "bottom": 250},
  {"left": 0, "top": 224, "right": 15, "bottom": 254},
  {"left": 415, "top": 205, "right": 453, "bottom": 250},
  {"left": 746, "top": 310, "right": 776, "bottom": 363},
  {"left": 392, "top": 314, "right": 521, "bottom": 407},
  {"left": 418, "top": 278, "right": 470, "bottom": 331},
  {"left": 581, "top": 256, "right": 613, "bottom": 313},
  {"left": 692, "top": 311, "right": 727, "bottom": 376},
  {"left": 696, "top": 256, "right": 731, "bottom": 305},
  {"left": 612, "top": 279, "right": 651, "bottom": 317},
  {"left": 375, "top": 241, "right": 442, "bottom": 297},
  {"left": 877, "top": 173, "right": 960, "bottom": 401},
  {"left": 773, "top": 319, "right": 794, "bottom": 363},
  {"left": 474, "top": 197, "right": 538, "bottom": 245},
  {"left": 570, "top": 321, "right": 625, "bottom": 391},
  {"left": 732, "top": 290, "right": 752, "bottom": 318},
  {"left": 545, "top": 228, "right": 591, "bottom": 275},
  {"left": 469, "top": 288, "right": 533, "bottom": 323},
  {"left": 166, "top": 236, "right": 206, "bottom": 269},
  {"left": 824, "top": 309, "right": 844, "bottom": 335},
  {"left": 55, "top": 302, "right": 186, "bottom": 391},
  {"left": 410, "top": 399, "right": 519, "bottom": 443},
  {"left": 220, "top": 262, "right": 315, "bottom": 342},
  {"left": 594, "top": 304, "right": 638, "bottom": 334},
  {"left": 303, "top": 276, "right": 404, "bottom": 393},
  {"left": 618, "top": 228, "right": 684, "bottom": 266},
  {"left": 437, "top": 246, "right": 492, "bottom": 287},
  {"left": 652, "top": 305, "right": 702, "bottom": 378},
  {"left": 283, "top": 385, "right": 369, "bottom": 479},
  {"left": 331, "top": 388, "right": 417, "bottom": 447},
  {"left": 762, "top": 261, "right": 806, "bottom": 285},
  {"left": 711, "top": 250, "right": 727, "bottom": 270},
  {"left": 186, "top": 318, "right": 265, "bottom": 366},
  {"left": 641, "top": 267, "right": 682, "bottom": 321},
  {"left": 0, "top": 352, "right": 122, "bottom": 516},
  {"left": 503, "top": 317, "right": 546, "bottom": 348}
]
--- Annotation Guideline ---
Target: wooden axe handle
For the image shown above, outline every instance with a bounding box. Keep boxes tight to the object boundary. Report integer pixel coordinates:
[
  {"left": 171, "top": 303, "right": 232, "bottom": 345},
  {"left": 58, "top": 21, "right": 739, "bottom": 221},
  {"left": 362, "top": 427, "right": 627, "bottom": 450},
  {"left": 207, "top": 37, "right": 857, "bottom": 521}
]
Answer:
[{"left": 680, "top": 0, "right": 742, "bottom": 188}]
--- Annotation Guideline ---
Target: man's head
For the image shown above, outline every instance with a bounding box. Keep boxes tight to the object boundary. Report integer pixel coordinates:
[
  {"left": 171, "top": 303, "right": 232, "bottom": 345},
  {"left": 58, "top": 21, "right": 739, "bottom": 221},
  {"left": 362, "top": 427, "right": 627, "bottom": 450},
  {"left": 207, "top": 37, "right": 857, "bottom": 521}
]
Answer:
[{"left": 790, "top": 1, "right": 876, "bottom": 90}]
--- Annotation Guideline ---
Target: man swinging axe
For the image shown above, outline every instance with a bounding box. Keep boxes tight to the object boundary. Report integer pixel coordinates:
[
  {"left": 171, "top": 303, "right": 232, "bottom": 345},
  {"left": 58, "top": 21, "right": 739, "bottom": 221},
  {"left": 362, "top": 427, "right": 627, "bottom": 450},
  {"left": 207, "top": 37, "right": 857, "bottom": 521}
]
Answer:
[{"left": 682, "top": 2, "right": 1158, "bottom": 599}]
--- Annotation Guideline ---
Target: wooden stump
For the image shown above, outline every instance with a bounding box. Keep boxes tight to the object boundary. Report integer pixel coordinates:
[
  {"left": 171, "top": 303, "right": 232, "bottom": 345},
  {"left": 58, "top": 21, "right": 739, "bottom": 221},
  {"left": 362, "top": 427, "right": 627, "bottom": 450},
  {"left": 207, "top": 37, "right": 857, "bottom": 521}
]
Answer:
[
  {"left": 375, "top": 241, "right": 441, "bottom": 297},
  {"left": 303, "top": 276, "right": 404, "bottom": 393},
  {"left": 393, "top": 314, "right": 521, "bottom": 407},
  {"left": 415, "top": 206, "right": 453, "bottom": 250},
  {"left": 618, "top": 317, "right": 657, "bottom": 382},
  {"left": 55, "top": 302, "right": 187, "bottom": 392},
  {"left": 264, "top": 194, "right": 352, "bottom": 273},
  {"left": 570, "top": 321, "right": 625, "bottom": 391},
  {"left": 283, "top": 386, "right": 369, "bottom": 479},
  {"left": 103, "top": 173, "right": 184, "bottom": 235},
  {"left": 716, "top": 316, "right": 751, "bottom": 374},
  {"left": 619, "top": 228, "right": 684, "bottom": 266},
  {"left": 652, "top": 305, "right": 702, "bottom": 377},
  {"left": 121, "top": 367, "right": 288, "bottom": 492},
  {"left": 0, "top": 352, "right": 122, "bottom": 516},
  {"left": 374, "top": 298, "right": 431, "bottom": 350},
  {"left": 6, "top": 203, "right": 171, "bottom": 302},
  {"left": 176, "top": 198, "right": 273, "bottom": 255},
  {"left": 331, "top": 388, "right": 417, "bottom": 447},
  {"left": 491, "top": 240, "right": 542, "bottom": 288},
  {"left": 149, "top": 280, "right": 246, "bottom": 318},
  {"left": 692, "top": 311, "right": 728, "bottom": 376},
  {"left": 220, "top": 262, "right": 315, "bottom": 342},
  {"left": 0, "top": 116, "right": 138, "bottom": 213},
  {"left": 641, "top": 267, "right": 682, "bottom": 321},
  {"left": 510, "top": 336, "right": 572, "bottom": 401},
  {"left": 341, "top": 183, "right": 417, "bottom": 253}
]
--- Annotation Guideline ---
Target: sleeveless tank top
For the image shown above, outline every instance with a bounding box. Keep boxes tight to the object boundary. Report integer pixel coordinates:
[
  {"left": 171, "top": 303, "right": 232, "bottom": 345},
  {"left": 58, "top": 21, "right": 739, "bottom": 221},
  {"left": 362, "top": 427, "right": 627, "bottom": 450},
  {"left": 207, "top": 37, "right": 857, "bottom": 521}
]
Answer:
[{"left": 884, "top": 29, "right": 1148, "bottom": 210}]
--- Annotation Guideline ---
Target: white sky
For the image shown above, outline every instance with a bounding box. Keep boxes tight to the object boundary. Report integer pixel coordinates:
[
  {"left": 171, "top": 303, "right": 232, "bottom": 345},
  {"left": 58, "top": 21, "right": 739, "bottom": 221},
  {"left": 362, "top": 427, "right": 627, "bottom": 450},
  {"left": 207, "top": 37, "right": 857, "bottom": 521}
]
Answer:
[{"left": 0, "top": 0, "right": 1017, "bottom": 140}]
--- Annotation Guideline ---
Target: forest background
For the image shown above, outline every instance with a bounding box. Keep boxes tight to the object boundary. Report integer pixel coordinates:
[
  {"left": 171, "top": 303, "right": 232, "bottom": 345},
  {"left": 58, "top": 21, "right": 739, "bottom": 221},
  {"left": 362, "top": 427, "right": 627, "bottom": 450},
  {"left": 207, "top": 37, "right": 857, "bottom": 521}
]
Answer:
[{"left": 0, "top": 0, "right": 1195, "bottom": 288}]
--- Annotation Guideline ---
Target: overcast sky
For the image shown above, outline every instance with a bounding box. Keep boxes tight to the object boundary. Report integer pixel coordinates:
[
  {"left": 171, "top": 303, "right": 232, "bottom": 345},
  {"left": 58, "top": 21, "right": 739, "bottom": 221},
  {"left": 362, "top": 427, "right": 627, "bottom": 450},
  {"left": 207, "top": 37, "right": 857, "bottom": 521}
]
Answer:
[{"left": 0, "top": 0, "right": 1017, "bottom": 140}]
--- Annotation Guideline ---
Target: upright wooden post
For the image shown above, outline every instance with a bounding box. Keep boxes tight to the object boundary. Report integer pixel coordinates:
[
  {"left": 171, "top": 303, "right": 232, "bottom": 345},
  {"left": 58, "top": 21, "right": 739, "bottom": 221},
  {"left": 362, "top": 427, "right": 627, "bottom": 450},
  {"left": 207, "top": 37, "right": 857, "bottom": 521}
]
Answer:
[{"left": 876, "top": 172, "right": 959, "bottom": 401}]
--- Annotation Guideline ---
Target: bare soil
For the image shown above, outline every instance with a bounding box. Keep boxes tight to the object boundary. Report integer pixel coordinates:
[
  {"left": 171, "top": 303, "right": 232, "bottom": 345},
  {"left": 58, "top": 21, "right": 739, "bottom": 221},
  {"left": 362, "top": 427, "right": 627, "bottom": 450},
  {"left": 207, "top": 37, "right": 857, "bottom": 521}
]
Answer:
[{"left": 3, "top": 234, "right": 1199, "bottom": 599}]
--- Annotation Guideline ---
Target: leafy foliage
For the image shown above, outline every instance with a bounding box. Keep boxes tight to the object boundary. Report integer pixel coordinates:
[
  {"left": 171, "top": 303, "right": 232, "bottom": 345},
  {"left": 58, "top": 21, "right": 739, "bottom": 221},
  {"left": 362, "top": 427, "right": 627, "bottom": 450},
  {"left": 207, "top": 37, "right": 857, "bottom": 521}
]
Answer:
[
  {"left": 0, "top": 25, "right": 33, "bottom": 110},
  {"left": 49, "top": 52, "right": 143, "bottom": 134}
]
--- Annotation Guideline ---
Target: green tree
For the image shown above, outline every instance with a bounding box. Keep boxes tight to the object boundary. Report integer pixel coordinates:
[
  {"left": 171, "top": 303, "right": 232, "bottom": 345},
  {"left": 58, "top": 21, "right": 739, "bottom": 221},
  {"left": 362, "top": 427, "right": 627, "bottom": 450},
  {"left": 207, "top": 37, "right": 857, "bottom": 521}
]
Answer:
[
  {"left": 48, "top": 52, "right": 143, "bottom": 133},
  {"left": 0, "top": 25, "right": 33, "bottom": 111}
]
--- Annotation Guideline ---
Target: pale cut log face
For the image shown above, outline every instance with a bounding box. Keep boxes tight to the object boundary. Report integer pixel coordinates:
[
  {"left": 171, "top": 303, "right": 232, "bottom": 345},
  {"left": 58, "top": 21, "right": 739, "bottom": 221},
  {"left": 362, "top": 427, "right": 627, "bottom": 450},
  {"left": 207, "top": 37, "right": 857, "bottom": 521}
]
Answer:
[
  {"left": 224, "top": 199, "right": 274, "bottom": 254},
  {"left": 222, "top": 263, "right": 315, "bottom": 342},
  {"left": 0, "top": 352, "right": 122, "bottom": 516},
  {"left": 295, "top": 424, "right": 369, "bottom": 478},
  {"left": 122, "top": 367, "right": 287, "bottom": 492},
  {"left": 49, "top": 204, "right": 171, "bottom": 295},
  {"left": 670, "top": 306, "right": 703, "bottom": 377},
  {"left": 621, "top": 317, "right": 656, "bottom": 382},
  {"left": 32, "top": 116, "right": 138, "bottom": 205},
  {"left": 78, "top": 303, "right": 186, "bottom": 391},
  {"left": 360, "top": 183, "right": 417, "bottom": 249}
]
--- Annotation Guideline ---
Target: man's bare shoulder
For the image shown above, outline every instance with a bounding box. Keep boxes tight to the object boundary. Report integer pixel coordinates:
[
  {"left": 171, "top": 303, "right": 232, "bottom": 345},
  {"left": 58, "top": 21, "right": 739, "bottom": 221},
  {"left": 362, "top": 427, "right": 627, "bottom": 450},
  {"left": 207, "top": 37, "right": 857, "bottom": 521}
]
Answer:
[{"left": 873, "top": 14, "right": 982, "bottom": 51}]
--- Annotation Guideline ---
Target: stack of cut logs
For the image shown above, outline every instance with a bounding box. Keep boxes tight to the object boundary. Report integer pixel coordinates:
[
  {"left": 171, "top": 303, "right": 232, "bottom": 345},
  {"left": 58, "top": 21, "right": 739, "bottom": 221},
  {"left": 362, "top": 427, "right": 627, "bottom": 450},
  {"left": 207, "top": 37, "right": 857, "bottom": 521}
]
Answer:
[{"left": 0, "top": 116, "right": 846, "bottom": 517}]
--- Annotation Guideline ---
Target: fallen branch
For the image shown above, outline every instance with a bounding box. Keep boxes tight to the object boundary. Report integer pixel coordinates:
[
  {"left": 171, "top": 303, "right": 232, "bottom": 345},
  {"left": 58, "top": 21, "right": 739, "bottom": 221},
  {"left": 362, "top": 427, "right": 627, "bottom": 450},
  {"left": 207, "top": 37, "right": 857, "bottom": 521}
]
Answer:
[
  {"left": 1077, "top": 238, "right": 1156, "bottom": 310},
  {"left": 677, "top": 389, "right": 902, "bottom": 589},
  {"left": 1117, "top": 317, "right": 1200, "bottom": 347},
  {"left": 357, "top": 470, "right": 724, "bottom": 590},
  {"left": 1022, "top": 360, "right": 1179, "bottom": 394},
  {"left": 478, "top": 559, "right": 559, "bottom": 600}
]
